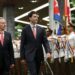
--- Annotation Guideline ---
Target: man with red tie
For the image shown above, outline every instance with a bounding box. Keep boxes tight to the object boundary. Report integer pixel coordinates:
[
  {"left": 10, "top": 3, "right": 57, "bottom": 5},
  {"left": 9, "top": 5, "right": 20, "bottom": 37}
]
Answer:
[
  {"left": 0, "top": 17, "right": 15, "bottom": 75},
  {"left": 20, "top": 11, "right": 51, "bottom": 75}
]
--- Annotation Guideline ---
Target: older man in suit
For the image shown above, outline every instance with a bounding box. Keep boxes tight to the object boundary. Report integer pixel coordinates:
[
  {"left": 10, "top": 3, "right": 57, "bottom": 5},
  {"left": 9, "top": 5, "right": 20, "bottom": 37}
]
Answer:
[
  {"left": 0, "top": 17, "right": 15, "bottom": 75},
  {"left": 20, "top": 11, "right": 51, "bottom": 75}
]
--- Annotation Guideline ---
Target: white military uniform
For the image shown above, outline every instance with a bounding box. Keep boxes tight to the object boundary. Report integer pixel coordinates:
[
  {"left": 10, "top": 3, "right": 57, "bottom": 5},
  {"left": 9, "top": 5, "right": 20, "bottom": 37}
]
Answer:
[
  {"left": 48, "top": 35, "right": 59, "bottom": 61},
  {"left": 65, "top": 32, "right": 75, "bottom": 60},
  {"left": 13, "top": 40, "right": 20, "bottom": 58},
  {"left": 58, "top": 35, "right": 66, "bottom": 58}
]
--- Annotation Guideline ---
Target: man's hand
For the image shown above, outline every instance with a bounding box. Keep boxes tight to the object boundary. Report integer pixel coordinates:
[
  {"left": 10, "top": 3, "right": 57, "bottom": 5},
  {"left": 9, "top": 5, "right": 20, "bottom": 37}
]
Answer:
[
  {"left": 47, "top": 53, "right": 51, "bottom": 59},
  {"left": 21, "top": 60, "right": 26, "bottom": 64},
  {"left": 10, "top": 64, "right": 15, "bottom": 69},
  {"left": 21, "top": 60, "right": 25, "bottom": 63},
  {"left": 46, "top": 53, "right": 51, "bottom": 62}
]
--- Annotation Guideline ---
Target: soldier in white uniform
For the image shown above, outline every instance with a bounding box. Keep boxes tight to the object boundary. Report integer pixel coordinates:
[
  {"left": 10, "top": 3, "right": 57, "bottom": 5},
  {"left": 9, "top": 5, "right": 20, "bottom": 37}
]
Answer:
[
  {"left": 46, "top": 28, "right": 60, "bottom": 75},
  {"left": 50, "top": 35, "right": 60, "bottom": 75},
  {"left": 66, "top": 23, "right": 75, "bottom": 75},
  {"left": 58, "top": 26, "right": 67, "bottom": 75}
]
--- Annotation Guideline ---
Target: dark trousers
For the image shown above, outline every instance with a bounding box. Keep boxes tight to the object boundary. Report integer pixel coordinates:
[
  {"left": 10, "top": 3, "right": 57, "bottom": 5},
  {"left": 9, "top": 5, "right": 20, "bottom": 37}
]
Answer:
[
  {"left": 65, "top": 59, "right": 71, "bottom": 75},
  {"left": 27, "top": 60, "right": 41, "bottom": 75},
  {"left": 0, "top": 67, "right": 9, "bottom": 75},
  {"left": 53, "top": 58, "right": 60, "bottom": 75},
  {"left": 68, "top": 58, "right": 75, "bottom": 75},
  {"left": 1, "top": 71, "right": 9, "bottom": 75},
  {"left": 59, "top": 57, "right": 66, "bottom": 75}
]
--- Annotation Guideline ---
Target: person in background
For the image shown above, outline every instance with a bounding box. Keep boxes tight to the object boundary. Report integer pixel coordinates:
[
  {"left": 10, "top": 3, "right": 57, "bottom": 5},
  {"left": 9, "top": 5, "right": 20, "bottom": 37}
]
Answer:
[
  {"left": 46, "top": 28, "right": 53, "bottom": 38},
  {"left": 66, "top": 23, "right": 75, "bottom": 75},
  {"left": 0, "top": 17, "right": 15, "bottom": 75},
  {"left": 67, "top": 22, "right": 75, "bottom": 39},
  {"left": 12, "top": 37, "right": 20, "bottom": 75},
  {"left": 20, "top": 11, "right": 51, "bottom": 75}
]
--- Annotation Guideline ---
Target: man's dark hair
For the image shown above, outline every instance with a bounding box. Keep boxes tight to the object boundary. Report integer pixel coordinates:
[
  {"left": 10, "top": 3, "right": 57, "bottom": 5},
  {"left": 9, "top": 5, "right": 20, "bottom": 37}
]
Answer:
[
  {"left": 28, "top": 11, "right": 38, "bottom": 18},
  {"left": 46, "top": 28, "right": 53, "bottom": 37}
]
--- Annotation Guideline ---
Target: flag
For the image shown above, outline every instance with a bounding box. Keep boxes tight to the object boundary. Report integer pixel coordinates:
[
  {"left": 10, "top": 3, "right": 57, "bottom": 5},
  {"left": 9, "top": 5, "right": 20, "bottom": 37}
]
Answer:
[
  {"left": 54, "top": 0, "right": 62, "bottom": 35},
  {"left": 57, "top": 25, "right": 62, "bottom": 35},
  {"left": 64, "top": 0, "right": 71, "bottom": 23},
  {"left": 54, "top": 0, "right": 61, "bottom": 22}
]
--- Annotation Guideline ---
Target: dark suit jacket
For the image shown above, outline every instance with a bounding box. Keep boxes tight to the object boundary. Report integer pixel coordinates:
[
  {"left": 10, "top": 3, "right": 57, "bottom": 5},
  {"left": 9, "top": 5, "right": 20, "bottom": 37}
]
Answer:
[
  {"left": 20, "top": 25, "right": 51, "bottom": 62},
  {"left": 0, "top": 31, "right": 14, "bottom": 71}
]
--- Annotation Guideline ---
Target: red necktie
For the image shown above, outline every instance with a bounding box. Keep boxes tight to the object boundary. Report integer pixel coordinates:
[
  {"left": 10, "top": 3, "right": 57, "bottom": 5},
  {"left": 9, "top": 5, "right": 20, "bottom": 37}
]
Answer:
[{"left": 32, "top": 27, "right": 36, "bottom": 38}]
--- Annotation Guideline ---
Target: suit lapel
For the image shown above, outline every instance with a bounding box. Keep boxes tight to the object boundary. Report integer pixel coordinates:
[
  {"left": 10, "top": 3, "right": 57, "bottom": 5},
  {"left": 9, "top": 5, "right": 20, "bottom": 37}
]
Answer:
[
  {"left": 36, "top": 26, "right": 40, "bottom": 39},
  {"left": 27, "top": 25, "right": 35, "bottom": 39},
  {"left": 3, "top": 31, "right": 6, "bottom": 46}
]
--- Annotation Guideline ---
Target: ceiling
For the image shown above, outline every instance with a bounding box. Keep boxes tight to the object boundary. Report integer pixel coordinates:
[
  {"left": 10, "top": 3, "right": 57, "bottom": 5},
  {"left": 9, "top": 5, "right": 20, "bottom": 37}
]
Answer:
[
  {"left": 0, "top": 0, "right": 48, "bottom": 25},
  {"left": 0, "top": 0, "right": 75, "bottom": 26}
]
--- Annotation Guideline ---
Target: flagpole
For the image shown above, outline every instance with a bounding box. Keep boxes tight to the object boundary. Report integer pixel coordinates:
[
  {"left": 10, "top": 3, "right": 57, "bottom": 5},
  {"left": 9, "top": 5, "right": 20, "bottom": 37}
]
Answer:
[
  {"left": 64, "top": 0, "right": 69, "bottom": 34},
  {"left": 49, "top": 0, "right": 54, "bottom": 34},
  {"left": 64, "top": 0, "right": 71, "bottom": 34}
]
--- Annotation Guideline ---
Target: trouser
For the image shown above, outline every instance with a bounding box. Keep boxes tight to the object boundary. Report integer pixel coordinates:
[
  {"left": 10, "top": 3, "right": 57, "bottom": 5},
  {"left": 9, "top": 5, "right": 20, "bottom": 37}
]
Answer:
[
  {"left": 53, "top": 58, "right": 60, "bottom": 75},
  {"left": 1, "top": 71, "right": 9, "bottom": 75},
  {"left": 65, "top": 58, "right": 71, "bottom": 75},
  {"left": 68, "top": 58, "right": 75, "bottom": 75},
  {"left": 59, "top": 57, "right": 66, "bottom": 75},
  {"left": 27, "top": 60, "right": 41, "bottom": 75}
]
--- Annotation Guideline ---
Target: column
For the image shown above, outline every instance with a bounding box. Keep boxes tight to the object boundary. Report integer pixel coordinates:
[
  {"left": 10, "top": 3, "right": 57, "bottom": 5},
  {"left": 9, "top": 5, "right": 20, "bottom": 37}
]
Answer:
[
  {"left": 3, "top": 6, "right": 15, "bottom": 39},
  {"left": 49, "top": 0, "right": 55, "bottom": 33}
]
